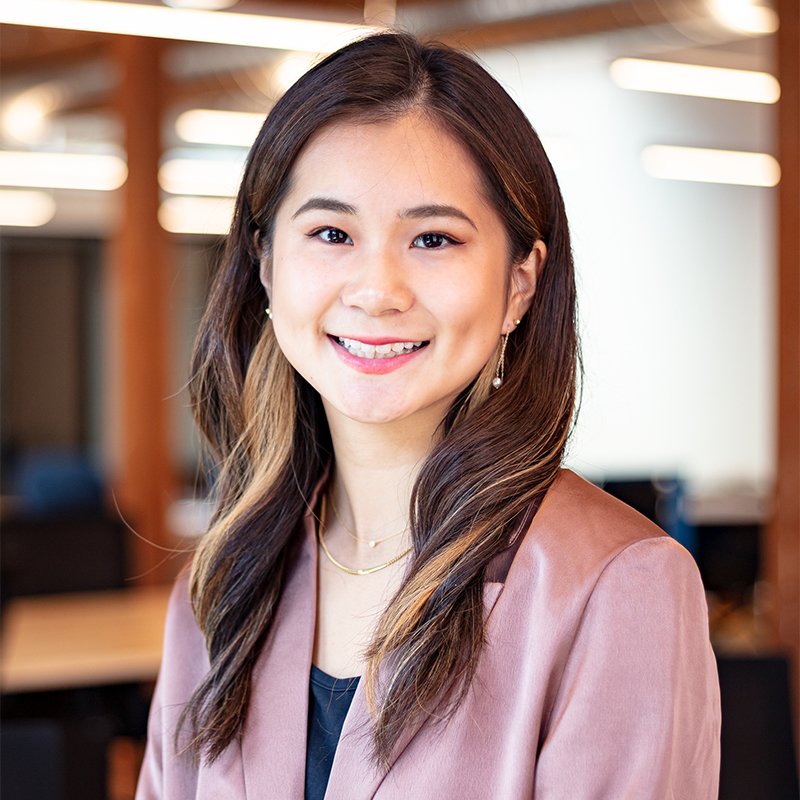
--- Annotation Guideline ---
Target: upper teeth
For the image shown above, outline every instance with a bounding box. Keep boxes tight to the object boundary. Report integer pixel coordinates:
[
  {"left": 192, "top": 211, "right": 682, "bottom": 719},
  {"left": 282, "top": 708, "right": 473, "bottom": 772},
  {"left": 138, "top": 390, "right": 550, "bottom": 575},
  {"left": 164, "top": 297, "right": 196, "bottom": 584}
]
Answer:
[{"left": 338, "top": 337, "right": 424, "bottom": 359}]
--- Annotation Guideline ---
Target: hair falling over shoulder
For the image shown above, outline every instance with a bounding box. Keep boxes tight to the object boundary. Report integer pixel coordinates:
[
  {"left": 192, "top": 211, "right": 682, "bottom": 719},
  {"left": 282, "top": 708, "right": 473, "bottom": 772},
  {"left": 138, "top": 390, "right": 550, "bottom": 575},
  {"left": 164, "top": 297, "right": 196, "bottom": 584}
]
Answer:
[{"left": 181, "top": 31, "right": 579, "bottom": 768}]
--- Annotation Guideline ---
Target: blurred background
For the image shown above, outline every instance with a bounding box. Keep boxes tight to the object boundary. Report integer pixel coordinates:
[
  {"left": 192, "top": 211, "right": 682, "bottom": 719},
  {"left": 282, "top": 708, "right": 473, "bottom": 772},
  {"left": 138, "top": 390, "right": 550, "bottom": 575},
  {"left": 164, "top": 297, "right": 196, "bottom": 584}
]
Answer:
[{"left": 0, "top": 0, "right": 798, "bottom": 798}]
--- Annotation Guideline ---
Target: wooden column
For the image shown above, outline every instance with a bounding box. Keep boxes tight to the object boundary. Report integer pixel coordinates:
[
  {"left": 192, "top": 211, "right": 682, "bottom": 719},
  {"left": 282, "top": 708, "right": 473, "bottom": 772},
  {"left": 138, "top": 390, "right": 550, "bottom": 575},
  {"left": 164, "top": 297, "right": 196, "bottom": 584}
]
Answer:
[
  {"left": 766, "top": 0, "right": 800, "bottom": 737},
  {"left": 111, "top": 36, "right": 175, "bottom": 584}
]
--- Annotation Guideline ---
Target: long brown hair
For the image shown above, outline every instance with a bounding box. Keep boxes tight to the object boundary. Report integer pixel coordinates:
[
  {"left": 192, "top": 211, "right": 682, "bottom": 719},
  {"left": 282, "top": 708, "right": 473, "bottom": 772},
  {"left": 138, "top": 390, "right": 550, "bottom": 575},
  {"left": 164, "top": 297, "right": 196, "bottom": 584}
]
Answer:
[{"left": 184, "top": 31, "right": 578, "bottom": 767}]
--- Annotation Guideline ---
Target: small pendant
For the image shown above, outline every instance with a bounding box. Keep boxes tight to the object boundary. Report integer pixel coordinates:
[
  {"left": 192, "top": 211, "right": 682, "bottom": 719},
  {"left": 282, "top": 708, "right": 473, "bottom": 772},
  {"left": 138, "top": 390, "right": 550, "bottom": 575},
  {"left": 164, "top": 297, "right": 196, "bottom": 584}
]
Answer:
[
  {"left": 492, "top": 377, "right": 502, "bottom": 389},
  {"left": 369, "top": 541, "right": 376, "bottom": 548}
]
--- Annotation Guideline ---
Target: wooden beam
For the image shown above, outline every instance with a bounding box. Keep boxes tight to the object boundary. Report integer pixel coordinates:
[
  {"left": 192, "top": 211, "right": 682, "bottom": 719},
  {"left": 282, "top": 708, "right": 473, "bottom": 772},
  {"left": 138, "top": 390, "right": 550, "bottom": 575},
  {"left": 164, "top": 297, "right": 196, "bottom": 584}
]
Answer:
[
  {"left": 110, "top": 36, "right": 176, "bottom": 585},
  {"left": 431, "top": 0, "right": 708, "bottom": 49},
  {"left": 766, "top": 0, "right": 800, "bottom": 741},
  {"left": 0, "top": 25, "right": 112, "bottom": 72}
]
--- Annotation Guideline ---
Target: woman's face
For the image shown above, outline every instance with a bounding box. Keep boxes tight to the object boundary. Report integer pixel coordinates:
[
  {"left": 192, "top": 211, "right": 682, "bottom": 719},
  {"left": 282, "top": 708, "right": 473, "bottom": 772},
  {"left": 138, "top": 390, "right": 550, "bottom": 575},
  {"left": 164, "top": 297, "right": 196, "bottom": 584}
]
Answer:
[{"left": 263, "top": 113, "right": 539, "bottom": 429}]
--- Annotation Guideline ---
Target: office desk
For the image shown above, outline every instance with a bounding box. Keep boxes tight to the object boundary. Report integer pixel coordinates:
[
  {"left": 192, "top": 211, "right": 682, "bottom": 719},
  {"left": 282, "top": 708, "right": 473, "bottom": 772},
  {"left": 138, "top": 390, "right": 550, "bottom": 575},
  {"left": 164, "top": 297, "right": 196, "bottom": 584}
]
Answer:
[{"left": 1, "top": 586, "right": 172, "bottom": 693}]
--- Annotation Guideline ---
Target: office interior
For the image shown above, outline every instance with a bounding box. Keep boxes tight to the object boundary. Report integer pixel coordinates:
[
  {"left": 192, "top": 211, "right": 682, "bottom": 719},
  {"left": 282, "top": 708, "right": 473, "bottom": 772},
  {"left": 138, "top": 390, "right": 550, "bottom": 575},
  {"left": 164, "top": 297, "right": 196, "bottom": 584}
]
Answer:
[{"left": 0, "top": 0, "right": 798, "bottom": 798}]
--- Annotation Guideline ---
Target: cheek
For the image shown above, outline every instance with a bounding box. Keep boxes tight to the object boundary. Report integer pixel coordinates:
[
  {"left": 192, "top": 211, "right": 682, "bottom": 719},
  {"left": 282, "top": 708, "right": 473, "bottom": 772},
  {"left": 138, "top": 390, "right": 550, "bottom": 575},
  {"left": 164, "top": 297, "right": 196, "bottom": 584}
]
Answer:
[
  {"left": 271, "top": 254, "right": 334, "bottom": 322},
  {"left": 429, "top": 265, "right": 508, "bottom": 332}
]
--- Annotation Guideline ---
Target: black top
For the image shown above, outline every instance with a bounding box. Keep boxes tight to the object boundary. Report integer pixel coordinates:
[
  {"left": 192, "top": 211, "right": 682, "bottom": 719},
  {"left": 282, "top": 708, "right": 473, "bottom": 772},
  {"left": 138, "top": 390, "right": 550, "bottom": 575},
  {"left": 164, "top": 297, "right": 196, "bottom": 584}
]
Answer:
[{"left": 305, "top": 665, "right": 360, "bottom": 800}]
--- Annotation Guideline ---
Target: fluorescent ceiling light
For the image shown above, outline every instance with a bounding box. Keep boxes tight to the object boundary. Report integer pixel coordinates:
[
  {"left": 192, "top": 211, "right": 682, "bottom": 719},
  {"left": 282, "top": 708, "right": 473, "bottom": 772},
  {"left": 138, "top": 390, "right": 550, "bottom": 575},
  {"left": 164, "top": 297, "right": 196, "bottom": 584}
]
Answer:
[
  {"left": 159, "top": 195, "right": 234, "bottom": 235},
  {"left": 611, "top": 58, "right": 779, "bottom": 103},
  {"left": 0, "top": 151, "right": 128, "bottom": 191},
  {"left": 176, "top": 110, "right": 264, "bottom": 147},
  {"left": 159, "top": 157, "right": 244, "bottom": 196},
  {"left": 2, "top": 85, "right": 65, "bottom": 144},
  {"left": 641, "top": 145, "right": 780, "bottom": 187},
  {"left": 165, "top": 0, "right": 238, "bottom": 9},
  {"left": 709, "top": 0, "right": 779, "bottom": 35},
  {"left": 0, "top": 190, "right": 56, "bottom": 227},
  {"left": 0, "top": 0, "right": 376, "bottom": 53}
]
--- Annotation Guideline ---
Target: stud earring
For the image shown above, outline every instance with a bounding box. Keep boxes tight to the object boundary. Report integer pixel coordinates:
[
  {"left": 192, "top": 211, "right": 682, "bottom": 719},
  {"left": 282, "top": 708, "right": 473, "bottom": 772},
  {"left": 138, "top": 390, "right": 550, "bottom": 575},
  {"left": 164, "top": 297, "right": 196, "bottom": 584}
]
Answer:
[
  {"left": 515, "top": 319, "right": 521, "bottom": 326},
  {"left": 265, "top": 307, "right": 273, "bottom": 320},
  {"left": 492, "top": 333, "right": 509, "bottom": 389}
]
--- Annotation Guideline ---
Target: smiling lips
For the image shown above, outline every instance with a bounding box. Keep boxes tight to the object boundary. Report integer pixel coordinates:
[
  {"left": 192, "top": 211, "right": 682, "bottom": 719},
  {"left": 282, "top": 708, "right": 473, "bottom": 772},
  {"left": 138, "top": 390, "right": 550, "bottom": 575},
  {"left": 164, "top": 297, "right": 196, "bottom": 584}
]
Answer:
[{"left": 335, "top": 336, "right": 427, "bottom": 359}]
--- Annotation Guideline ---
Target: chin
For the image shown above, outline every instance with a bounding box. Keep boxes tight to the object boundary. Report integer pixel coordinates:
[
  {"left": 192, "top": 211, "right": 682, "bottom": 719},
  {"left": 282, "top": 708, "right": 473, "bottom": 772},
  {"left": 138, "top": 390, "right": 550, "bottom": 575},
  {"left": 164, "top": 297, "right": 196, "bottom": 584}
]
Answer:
[{"left": 336, "top": 401, "right": 411, "bottom": 426}]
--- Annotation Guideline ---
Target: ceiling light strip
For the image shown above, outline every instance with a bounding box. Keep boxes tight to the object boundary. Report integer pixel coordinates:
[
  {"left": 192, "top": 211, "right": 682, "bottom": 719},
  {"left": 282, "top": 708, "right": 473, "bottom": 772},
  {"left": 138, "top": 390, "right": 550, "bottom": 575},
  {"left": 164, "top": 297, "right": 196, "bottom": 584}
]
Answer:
[
  {"left": 159, "top": 195, "right": 234, "bottom": 235},
  {"left": 159, "top": 157, "right": 245, "bottom": 197},
  {"left": 0, "top": 0, "right": 377, "bottom": 53},
  {"left": 0, "top": 190, "right": 56, "bottom": 227},
  {"left": 611, "top": 58, "right": 780, "bottom": 103},
  {"left": 175, "top": 110, "right": 264, "bottom": 147},
  {"left": 709, "top": 0, "right": 779, "bottom": 35},
  {"left": 0, "top": 151, "right": 128, "bottom": 191},
  {"left": 641, "top": 145, "right": 780, "bottom": 187}
]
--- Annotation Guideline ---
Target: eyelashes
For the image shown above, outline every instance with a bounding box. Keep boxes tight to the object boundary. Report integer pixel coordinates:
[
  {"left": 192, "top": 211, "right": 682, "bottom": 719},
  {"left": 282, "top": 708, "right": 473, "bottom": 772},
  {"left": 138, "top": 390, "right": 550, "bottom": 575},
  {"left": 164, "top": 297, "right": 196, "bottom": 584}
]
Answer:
[
  {"left": 308, "top": 227, "right": 464, "bottom": 249},
  {"left": 411, "top": 232, "right": 462, "bottom": 249},
  {"left": 310, "top": 227, "right": 353, "bottom": 245}
]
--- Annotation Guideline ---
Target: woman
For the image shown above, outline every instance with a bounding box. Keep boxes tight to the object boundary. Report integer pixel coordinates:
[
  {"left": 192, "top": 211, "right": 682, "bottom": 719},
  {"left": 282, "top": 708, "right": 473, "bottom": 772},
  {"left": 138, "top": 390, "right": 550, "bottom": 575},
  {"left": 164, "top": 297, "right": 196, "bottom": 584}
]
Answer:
[{"left": 137, "top": 32, "right": 720, "bottom": 799}]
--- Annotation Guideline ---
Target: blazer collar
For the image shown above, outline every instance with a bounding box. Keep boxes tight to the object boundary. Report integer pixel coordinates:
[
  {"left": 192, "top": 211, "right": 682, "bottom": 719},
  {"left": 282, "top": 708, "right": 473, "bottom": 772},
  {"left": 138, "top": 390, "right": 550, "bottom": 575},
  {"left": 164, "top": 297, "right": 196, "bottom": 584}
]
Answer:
[
  {"left": 325, "top": 588, "right": 507, "bottom": 800},
  {"left": 238, "top": 472, "right": 521, "bottom": 800},
  {"left": 239, "top": 506, "right": 318, "bottom": 799}
]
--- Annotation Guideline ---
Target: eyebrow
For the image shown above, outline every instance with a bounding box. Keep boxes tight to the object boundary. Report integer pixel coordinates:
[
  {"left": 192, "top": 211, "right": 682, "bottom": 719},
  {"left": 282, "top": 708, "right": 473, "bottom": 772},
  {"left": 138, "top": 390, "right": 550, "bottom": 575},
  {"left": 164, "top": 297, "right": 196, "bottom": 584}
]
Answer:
[
  {"left": 291, "top": 198, "right": 477, "bottom": 231},
  {"left": 400, "top": 204, "right": 477, "bottom": 231},
  {"left": 291, "top": 198, "right": 358, "bottom": 219}
]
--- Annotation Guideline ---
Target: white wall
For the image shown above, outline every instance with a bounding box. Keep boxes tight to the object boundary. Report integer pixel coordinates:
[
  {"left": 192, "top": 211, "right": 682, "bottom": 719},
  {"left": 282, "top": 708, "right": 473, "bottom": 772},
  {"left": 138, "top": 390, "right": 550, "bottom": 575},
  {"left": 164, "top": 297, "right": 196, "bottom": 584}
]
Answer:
[{"left": 480, "top": 36, "right": 776, "bottom": 494}]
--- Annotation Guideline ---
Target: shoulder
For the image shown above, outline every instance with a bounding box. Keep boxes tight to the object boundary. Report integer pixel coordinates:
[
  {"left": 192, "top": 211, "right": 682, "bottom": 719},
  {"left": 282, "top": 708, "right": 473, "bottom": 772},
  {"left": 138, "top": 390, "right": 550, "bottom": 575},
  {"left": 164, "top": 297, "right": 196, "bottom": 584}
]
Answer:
[
  {"left": 520, "top": 474, "right": 720, "bottom": 797},
  {"left": 503, "top": 469, "right": 717, "bottom": 711},
  {"left": 525, "top": 468, "right": 691, "bottom": 579},
  {"left": 538, "top": 468, "right": 668, "bottom": 549},
  {"left": 499, "top": 469, "right": 703, "bottom": 623}
]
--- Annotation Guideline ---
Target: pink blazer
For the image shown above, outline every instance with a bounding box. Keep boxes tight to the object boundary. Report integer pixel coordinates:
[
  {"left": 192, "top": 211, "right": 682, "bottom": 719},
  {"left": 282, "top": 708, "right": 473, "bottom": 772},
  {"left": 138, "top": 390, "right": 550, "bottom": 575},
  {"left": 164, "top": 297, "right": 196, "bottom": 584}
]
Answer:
[{"left": 136, "top": 470, "right": 721, "bottom": 799}]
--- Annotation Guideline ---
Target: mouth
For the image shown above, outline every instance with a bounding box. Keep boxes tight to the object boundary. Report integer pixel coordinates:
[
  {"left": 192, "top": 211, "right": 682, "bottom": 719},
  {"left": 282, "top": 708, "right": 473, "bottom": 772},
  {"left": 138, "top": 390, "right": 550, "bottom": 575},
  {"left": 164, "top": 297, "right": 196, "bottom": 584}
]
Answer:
[{"left": 333, "top": 336, "right": 428, "bottom": 359}]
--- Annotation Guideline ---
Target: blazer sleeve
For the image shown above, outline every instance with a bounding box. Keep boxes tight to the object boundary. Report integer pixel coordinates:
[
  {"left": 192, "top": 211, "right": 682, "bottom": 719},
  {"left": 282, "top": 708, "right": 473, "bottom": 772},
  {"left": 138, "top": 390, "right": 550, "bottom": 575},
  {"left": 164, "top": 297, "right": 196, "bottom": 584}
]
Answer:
[
  {"left": 533, "top": 536, "right": 721, "bottom": 799},
  {"left": 136, "top": 574, "right": 209, "bottom": 800}
]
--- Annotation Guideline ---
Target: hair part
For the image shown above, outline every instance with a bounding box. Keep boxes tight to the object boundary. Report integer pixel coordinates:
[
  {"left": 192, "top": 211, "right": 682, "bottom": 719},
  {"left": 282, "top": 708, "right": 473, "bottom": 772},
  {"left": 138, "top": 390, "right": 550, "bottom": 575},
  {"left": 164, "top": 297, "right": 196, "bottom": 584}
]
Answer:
[{"left": 184, "top": 31, "right": 578, "bottom": 768}]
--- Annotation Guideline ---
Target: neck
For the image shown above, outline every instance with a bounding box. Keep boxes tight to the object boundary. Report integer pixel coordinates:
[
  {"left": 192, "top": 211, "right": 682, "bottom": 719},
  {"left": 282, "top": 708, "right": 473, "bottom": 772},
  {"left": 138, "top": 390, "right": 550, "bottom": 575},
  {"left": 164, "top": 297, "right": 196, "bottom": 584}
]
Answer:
[{"left": 322, "top": 404, "right": 443, "bottom": 540}]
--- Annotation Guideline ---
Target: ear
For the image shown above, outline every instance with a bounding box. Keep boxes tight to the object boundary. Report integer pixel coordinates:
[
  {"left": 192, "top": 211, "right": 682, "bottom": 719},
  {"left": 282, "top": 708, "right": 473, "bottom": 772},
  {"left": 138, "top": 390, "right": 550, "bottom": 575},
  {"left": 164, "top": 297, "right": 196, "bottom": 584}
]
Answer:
[
  {"left": 255, "top": 230, "right": 272, "bottom": 295},
  {"left": 259, "top": 255, "right": 272, "bottom": 296},
  {"left": 503, "top": 239, "right": 546, "bottom": 333}
]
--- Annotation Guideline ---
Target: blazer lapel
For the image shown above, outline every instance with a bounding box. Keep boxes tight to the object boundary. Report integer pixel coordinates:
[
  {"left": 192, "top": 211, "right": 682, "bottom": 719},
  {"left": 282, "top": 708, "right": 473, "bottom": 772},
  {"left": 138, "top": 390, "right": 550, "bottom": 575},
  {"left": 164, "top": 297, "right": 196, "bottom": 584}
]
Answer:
[
  {"left": 323, "top": 677, "right": 385, "bottom": 800},
  {"left": 237, "top": 479, "right": 514, "bottom": 800},
  {"left": 240, "top": 510, "right": 319, "bottom": 800},
  {"left": 324, "top": 580, "right": 506, "bottom": 800}
]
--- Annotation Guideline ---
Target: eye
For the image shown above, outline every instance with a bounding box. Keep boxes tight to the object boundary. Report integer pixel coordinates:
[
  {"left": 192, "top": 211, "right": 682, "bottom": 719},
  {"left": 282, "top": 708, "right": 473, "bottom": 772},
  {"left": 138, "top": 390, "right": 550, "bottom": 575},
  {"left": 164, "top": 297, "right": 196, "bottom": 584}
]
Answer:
[
  {"left": 312, "top": 227, "right": 353, "bottom": 245},
  {"left": 411, "top": 232, "right": 460, "bottom": 249}
]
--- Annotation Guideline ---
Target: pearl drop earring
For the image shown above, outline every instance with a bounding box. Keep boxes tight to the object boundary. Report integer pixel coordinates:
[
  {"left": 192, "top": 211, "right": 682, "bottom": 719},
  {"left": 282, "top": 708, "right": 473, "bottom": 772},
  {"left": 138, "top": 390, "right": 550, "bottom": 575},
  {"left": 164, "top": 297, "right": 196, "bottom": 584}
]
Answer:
[{"left": 492, "top": 333, "right": 509, "bottom": 389}]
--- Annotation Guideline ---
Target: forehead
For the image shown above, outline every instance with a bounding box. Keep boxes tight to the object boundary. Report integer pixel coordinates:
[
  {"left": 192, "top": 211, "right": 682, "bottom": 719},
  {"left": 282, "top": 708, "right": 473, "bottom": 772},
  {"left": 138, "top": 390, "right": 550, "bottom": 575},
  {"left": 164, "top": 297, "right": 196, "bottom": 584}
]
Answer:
[{"left": 282, "top": 113, "right": 492, "bottom": 210}]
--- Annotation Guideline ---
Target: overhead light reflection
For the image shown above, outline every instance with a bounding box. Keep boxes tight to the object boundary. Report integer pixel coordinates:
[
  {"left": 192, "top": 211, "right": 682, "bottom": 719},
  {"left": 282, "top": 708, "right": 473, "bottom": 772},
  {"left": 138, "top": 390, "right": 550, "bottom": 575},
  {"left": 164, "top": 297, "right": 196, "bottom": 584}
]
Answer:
[
  {"left": 0, "top": 151, "right": 128, "bottom": 191},
  {"left": 641, "top": 145, "right": 780, "bottom": 187},
  {"left": 175, "top": 110, "right": 263, "bottom": 147},
  {"left": 0, "top": 190, "right": 56, "bottom": 227},
  {"left": 2, "top": 85, "right": 64, "bottom": 143},
  {"left": 0, "top": 0, "right": 377, "bottom": 53},
  {"left": 164, "top": 0, "right": 238, "bottom": 9},
  {"left": 159, "top": 157, "right": 244, "bottom": 196},
  {"left": 159, "top": 195, "right": 234, "bottom": 235},
  {"left": 709, "top": 0, "right": 779, "bottom": 35},
  {"left": 611, "top": 58, "right": 779, "bottom": 103}
]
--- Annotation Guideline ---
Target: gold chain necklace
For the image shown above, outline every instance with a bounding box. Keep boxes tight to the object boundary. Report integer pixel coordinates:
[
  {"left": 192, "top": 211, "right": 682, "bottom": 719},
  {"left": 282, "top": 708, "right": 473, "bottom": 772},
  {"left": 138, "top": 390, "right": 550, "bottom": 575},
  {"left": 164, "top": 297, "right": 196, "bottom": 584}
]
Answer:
[
  {"left": 328, "top": 491, "right": 409, "bottom": 548},
  {"left": 317, "top": 495, "right": 413, "bottom": 576}
]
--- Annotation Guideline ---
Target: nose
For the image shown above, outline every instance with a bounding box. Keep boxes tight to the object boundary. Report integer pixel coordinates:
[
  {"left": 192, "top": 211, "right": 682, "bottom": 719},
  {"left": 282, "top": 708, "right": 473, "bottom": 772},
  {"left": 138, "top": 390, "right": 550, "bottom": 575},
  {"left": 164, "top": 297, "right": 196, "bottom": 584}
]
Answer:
[{"left": 340, "top": 247, "right": 414, "bottom": 316}]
